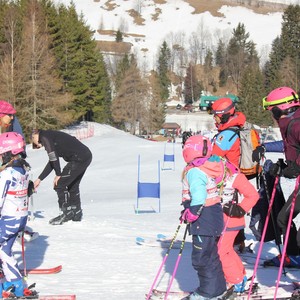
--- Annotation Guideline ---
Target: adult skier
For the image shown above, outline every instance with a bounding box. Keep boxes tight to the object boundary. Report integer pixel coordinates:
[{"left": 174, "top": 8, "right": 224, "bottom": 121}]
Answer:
[
  {"left": 32, "top": 129, "right": 92, "bottom": 225},
  {"left": 252, "top": 86, "right": 300, "bottom": 267}
]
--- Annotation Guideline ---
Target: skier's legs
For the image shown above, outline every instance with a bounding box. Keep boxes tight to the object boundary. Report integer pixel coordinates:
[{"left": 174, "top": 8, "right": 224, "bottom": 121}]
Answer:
[
  {"left": 54, "top": 159, "right": 91, "bottom": 209},
  {"left": 192, "top": 235, "right": 226, "bottom": 298},
  {"left": 0, "top": 216, "right": 27, "bottom": 282},
  {"left": 218, "top": 230, "right": 246, "bottom": 285},
  {"left": 277, "top": 188, "right": 300, "bottom": 255}
]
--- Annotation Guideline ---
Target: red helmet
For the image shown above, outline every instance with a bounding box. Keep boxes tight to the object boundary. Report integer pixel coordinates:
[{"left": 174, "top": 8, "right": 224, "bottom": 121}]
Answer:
[
  {"left": 263, "top": 87, "right": 299, "bottom": 111},
  {"left": 183, "top": 135, "right": 212, "bottom": 163},
  {"left": 211, "top": 98, "right": 235, "bottom": 117}
]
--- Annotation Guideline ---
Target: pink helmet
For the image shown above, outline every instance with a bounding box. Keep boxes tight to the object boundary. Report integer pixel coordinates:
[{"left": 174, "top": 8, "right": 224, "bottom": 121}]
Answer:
[
  {"left": 0, "top": 132, "right": 25, "bottom": 155},
  {"left": 0, "top": 100, "right": 16, "bottom": 117},
  {"left": 263, "top": 87, "right": 299, "bottom": 111},
  {"left": 183, "top": 135, "right": 212, "bottom": 163},
  {"left": 211, "top": 98, "right": 235, "bottom": 116}
]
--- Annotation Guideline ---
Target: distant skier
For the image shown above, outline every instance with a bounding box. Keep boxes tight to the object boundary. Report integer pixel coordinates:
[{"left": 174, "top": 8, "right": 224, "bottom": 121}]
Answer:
[
  {"left": 0, "top": 132, "right": 35, "bottom": 297},
  {"left": 181, "top": 135, "right": 226, "bottom": 300},
  {"left": 32, "top": 129, "right": 92, "bottom": 225}
]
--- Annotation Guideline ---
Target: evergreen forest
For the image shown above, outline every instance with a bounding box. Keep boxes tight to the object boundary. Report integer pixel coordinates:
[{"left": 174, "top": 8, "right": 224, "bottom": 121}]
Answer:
[{"left": 0, "top": 0, "right": 299, "bottom": 139}]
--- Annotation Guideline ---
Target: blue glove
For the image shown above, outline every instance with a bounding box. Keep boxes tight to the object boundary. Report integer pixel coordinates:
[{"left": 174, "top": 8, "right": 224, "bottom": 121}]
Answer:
[{"left": 269, "top": 159, "right": 287, "bottom": 177}]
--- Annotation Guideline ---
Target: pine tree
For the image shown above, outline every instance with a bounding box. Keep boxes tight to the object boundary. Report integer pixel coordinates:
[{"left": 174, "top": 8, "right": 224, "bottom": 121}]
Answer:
[
  {"left": 237, "top": 65, "right": 272, "bottom": 126},
  {"left": 111, "top": 55, "right": 147, "bottom": 134},
  {"left": 16, "top": 0, "right": 73, "bottom": 135},
  {"left": 146, "top": 71, "right": 165, "bottom": 135},
  {"left": 225, "top": 23, "right": 259, "bottom": 91},
  {"left": 157, "top": 41, "right": 171, "bottom": 100},
  {"left": 50, "top": 2, "right": 111, "bottom": 123}
]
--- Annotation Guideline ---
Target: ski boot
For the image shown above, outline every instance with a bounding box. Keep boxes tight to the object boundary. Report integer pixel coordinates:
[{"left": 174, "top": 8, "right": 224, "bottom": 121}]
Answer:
[
  {"left": 49, "top": 204, "right": 82, "bottom": 225},
  {"left": 291, "top": 289, "right": 300, "bottom": 299},
  {"left": 2, "top": 281, "right": 38, "bottom": 299},
  {"left": 263, "top": 254, "right": 300, "bottom": 268}
]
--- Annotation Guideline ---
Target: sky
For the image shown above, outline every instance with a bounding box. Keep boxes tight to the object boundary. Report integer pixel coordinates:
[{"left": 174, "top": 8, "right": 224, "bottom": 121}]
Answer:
[
  {"left": 52, "top": 0, "right": 299, "bottom": 69},
  {"left": 14, "top": 119, "right": 300, "bottom": 300}
]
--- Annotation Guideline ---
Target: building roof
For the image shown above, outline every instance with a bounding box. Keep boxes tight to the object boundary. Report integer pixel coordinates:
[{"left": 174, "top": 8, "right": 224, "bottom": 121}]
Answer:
[{"left": 162, "top": 122, "right": 181, "bottom": 129}]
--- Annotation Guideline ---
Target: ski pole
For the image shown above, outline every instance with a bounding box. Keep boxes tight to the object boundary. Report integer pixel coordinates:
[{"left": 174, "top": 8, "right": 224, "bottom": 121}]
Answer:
[
  {"left": 164, "top": 224, "right": 188, "bottom": 300},
  {"left": 146, "top": 223, "right": 182, "bottom": 300},
  {"left": 274, "top": 175, "right": 300, "bottom": 299},
  {"left": 247, "top": 173, "right": 280, "bottom": 299},
  {"left": 261, "top": 165, "right": 286, "bottom": 275},
  {"left": 21, "top": 231, "right": 27, "bottom": 277}
]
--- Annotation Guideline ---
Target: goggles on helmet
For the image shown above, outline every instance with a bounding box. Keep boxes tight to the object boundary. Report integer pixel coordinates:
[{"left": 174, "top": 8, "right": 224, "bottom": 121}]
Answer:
[
  {"left": 263, "top": 93, "right": 299, "bottom": 110},
  {"left": 210, "top": 101, "right": 235, "bottom": 116}
]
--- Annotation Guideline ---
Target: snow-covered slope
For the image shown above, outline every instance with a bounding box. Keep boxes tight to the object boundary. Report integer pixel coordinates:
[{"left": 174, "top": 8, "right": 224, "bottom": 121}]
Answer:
[{"left": 52, "top": 0, "right": 299, "bottom": 69}]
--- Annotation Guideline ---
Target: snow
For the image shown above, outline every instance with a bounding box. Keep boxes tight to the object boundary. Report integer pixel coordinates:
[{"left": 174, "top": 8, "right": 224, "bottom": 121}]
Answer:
[
  {"left": 17, "top": 120, "right": 300, "bottom": 300},
  {"left": 50, "top": 0, "right": 299, "bottom": 69}
]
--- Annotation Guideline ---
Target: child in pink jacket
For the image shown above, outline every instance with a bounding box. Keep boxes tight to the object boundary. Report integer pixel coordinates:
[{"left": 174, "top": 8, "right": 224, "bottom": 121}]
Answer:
[{"left": 216, "top": 156, "right": 259, "bottom": 294}]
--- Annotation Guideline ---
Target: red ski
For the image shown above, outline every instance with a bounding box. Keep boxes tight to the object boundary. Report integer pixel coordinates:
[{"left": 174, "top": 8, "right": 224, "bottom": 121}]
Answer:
[
  {"left": 39, "top": 295, "right": 76, "bottom": 300},
  {"left": 21, "top": 265, "right": 62, "bottom": 275}
]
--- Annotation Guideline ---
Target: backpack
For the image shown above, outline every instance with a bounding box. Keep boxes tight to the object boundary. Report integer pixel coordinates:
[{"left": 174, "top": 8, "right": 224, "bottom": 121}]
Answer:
[{"left": 227, "top": 123, "right": 262, "bottom": 177}]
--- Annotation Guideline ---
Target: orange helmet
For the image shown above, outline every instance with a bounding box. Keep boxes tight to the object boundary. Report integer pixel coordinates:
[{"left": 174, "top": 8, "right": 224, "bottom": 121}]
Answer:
[{"left": 211, "top": 98, "right": 235, "bottom": 117}]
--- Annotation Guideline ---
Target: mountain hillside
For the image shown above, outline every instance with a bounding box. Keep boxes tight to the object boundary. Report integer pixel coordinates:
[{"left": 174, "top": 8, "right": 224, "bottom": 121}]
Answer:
[{"left": 55, "top": 0, "right": 298, "bottom": 71}]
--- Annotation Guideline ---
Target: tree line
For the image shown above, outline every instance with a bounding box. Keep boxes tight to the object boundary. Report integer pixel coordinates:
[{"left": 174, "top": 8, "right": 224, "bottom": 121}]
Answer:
[{"left": 0, "top": 1, "right": 298, "bottom": 139}]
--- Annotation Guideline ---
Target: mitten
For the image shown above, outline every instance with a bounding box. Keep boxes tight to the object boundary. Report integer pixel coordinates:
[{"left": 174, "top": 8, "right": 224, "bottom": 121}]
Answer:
[
  {"left": 180, "top": 208, "right": 199, "bottom": 223},
  {"left": 223, "top": 202, "right": 246, "bottom": 218},
  {"left": 269, "top": 159, "right": 287, "bottom": 177},
  {"left": 282, "top": 162, "right": 300, "bottom": 179},
  {"left": 252, "top": 145, "right": 265, "bottom": 163}
]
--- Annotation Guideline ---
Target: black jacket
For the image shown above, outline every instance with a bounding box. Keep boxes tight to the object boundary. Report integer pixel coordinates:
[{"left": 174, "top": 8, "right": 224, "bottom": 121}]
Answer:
[{"left": 38, "top": 130, "right": 92, "bottom": 181}]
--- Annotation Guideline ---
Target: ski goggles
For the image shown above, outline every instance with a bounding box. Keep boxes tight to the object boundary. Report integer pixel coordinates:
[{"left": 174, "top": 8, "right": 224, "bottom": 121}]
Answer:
[
  {"left": 208, "top": 101, "right": 235, "bottom": 116},
  {"left": 262, "top": 93, "right": 299, "bottom": 110}
]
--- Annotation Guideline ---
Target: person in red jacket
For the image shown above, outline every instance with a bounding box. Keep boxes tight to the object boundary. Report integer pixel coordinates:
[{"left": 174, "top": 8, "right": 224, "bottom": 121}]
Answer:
[
  {"left": 215, "top": 156, "right": 259, "bottom": 294},
  {"left": 209, "top": 98, "right": 248, "bottom": 251},
  {"left": 210, "top": 98, "right": 246, "bottom": 167}
]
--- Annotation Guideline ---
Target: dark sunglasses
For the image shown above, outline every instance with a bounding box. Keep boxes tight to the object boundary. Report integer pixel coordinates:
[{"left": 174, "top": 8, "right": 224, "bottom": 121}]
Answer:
[{"left": 0, "top": 113, "right": 14, "bottom": 117}]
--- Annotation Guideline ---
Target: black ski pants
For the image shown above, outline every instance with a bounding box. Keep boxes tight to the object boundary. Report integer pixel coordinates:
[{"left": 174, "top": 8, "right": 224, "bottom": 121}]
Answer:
[
  {"left": 54, "top": 156, "right": 92, "bottom": 210},
  {"left": 277, "top": 185, "right": 300, "bottom": 255}
]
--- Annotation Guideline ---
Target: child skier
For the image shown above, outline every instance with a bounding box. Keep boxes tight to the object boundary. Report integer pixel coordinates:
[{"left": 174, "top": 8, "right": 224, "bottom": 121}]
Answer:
[
  {"left": 181, "top": 135, "right": 226, "bottom": 300},
  {"left": 0, "top": 132, "right": 34, "bottom": 298},
  {"left": 215, "top": 156, "right": 259, "bottom": 295}
]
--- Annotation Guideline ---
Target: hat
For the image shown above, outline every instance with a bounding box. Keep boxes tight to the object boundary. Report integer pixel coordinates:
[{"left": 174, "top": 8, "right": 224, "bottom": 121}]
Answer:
[{"left": 0, "top": 100, "right": 16, "bottom": 117}]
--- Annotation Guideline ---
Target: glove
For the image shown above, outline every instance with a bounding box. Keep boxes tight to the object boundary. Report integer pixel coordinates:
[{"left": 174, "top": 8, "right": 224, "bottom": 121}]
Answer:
[
  {"left": 269, "top": 159, "right": 287, "bottom": 177},
  {"left": 27, "top": 180, "right": 35, "bottom": 197},
  {"left": 180, "top": 208, "right": 199, "bottom": 223},
  {"left": 282, "top": 162, "right": 300, "bottom": 179},
  {"left": 223, "top": 202, "right": 246, "bottom": 218},
  {"left": 252, "top": 145, "right": 265, "bottom": 163}
]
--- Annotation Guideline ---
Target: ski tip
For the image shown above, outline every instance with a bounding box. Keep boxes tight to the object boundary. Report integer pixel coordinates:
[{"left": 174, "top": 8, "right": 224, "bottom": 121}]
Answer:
[
  {"left": 27, "top": 265, "right": 63, "bottom": 275},
  {"left": 156, "top": 234, "right": 167, "bottom": 240},
  {"left": 136, "top": 237, "right": 145, "bottom": 244}
]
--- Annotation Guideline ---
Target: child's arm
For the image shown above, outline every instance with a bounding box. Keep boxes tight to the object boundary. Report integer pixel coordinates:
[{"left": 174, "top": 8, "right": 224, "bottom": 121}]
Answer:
[{"left": 232, "top": 173, "right": 259, "bottom": 213}]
